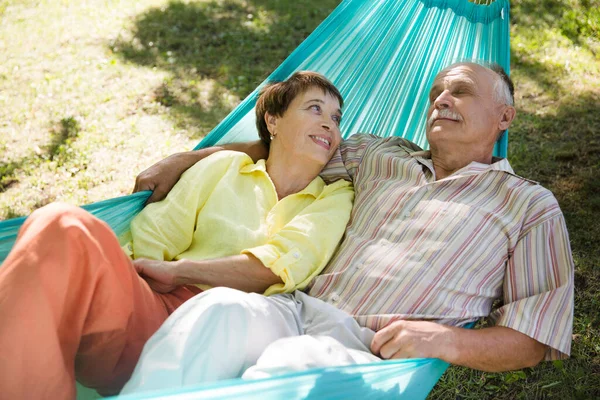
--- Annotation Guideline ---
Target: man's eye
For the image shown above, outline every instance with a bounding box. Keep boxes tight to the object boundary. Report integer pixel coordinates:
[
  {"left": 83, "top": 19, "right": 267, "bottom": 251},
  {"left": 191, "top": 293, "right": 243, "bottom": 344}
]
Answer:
[{"left": 332, "top": 115, "right": 341, "bottom": 124}]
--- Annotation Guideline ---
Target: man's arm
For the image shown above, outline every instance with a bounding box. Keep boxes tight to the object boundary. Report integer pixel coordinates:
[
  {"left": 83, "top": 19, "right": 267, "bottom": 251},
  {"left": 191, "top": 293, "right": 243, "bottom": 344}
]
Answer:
[
  {"left": 371, "top": 320, "right": 547, "bottom": 372},
  {"left": 372, "top": 204, "right": 574, "bottom": 372},
  {"left": 133, "top": 140, "right": 268, "bottom": 203},
  {"left": 133, "top": 254, "right": 283, "bottom": 294}
]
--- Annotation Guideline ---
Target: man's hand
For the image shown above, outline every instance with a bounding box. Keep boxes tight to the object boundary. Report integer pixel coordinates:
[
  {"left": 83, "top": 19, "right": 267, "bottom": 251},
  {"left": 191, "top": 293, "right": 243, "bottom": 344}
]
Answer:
[
  {"left": 133, "top": 152, "right": 207, "bottom": 204},
  {"left": 133, "top": 258, "right": 181, "bottom": 293},
  {"left": 133, "top": 141, "right": 267, "bottom": 204},
  {"left": 371, "top": 321, "right": 548, "bottom": 372},
  {"left": 371, "top": 320, "right": 453, "bottom": 360}
]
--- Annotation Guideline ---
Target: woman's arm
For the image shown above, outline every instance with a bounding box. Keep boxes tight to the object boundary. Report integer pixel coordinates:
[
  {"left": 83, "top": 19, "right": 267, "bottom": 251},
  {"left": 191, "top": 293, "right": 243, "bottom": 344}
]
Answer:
[
  {"left": 133, "top": 140, "right": 268, "bottom": 203},
  {"left": 134, "top": 255, "right": 283, "bottom": 294},
  {"left": 134, "top": 180, "right": 354, "bottom": 295}
]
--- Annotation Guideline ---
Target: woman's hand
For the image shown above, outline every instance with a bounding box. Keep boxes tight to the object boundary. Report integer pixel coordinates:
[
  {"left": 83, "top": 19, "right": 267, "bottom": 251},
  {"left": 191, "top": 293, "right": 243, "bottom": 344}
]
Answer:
[{"left": 133, "top": 258, "right": 181, "bottom": 293}]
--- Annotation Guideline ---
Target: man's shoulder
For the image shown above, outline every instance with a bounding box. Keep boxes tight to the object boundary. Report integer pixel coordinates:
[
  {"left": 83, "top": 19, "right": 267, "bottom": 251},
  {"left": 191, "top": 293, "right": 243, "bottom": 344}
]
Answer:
[
  {"left": 526, "top": 183, "right": 561, "bottom": 213},
  {"left": 508, "top": 178, "right": 564, "bottom": 232},
  {"left": 498, "top": 163, "right": 558, "bottom": 205},
  {"left": 342, "top": 133, "right": 424, "bottom": 153}
]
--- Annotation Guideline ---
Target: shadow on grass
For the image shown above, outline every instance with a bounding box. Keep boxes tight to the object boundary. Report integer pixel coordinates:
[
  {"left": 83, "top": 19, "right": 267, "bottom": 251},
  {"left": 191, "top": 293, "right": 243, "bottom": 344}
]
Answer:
[
  {"left": 512, "top": 0, "right": 600, "bottom": 55},
  {"left": 511, "top": 0, "right": 568, "bottom": 29},
  {"left": 0, "top": 116, "right": 81, "bottom": 195},
  {"left": 46, "top": 116, "right": 81, "bottom": 160},
  {"left": 0, "top": 160, "right": 24, "bottom": 192},
  {"left": 510, "top": 48, "right": 567, "bottom": 96},
  {"left": 113, "top": 0, "right": 340, "bottom": 137},
  {"left": 509, "top": 91, "right": 600, "bottom": 255}
]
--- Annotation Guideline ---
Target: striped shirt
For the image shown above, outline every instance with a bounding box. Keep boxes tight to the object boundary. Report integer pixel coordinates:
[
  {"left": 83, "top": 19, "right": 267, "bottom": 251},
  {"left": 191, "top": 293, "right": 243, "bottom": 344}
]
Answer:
[{"left": 309, "top": 134, "right": 574, "bottom": 360}]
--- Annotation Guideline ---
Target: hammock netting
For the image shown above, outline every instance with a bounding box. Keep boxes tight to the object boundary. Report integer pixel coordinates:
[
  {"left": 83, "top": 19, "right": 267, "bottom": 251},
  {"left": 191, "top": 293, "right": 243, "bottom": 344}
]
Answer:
[{"left": 0, "top": 0, "right": 510, "bottom": 398}]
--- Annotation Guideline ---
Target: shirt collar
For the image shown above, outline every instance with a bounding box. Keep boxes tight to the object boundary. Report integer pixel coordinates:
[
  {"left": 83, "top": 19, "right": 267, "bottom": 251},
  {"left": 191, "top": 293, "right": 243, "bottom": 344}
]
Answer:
[
  {"left": 240, "top": 159, "right": 325, "bottom": 198},
  {"left": 240, "top": 158, "right": 268, "bottom": 174},
  {"left": 408, "top": 150, "right": 539, "bottom": 184},
  {"left": 299, "top": 176, "right": 326, "bottom": 197}
]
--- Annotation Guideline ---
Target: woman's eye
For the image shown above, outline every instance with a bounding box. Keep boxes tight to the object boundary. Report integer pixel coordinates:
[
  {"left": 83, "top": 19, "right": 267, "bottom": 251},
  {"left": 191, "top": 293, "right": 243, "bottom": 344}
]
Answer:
[
  {"left": 332, "top": 115, "right": 341, "bottom": 124},
  {"left": 310, "top": 104, "right": 321, "bottom": 112}
]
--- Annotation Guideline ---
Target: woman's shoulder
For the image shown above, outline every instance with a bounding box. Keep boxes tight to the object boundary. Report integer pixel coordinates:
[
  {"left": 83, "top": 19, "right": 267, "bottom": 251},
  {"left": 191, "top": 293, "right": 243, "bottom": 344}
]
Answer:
[{"left": 185, "top": 150, "right": 255, "bottom": 176}]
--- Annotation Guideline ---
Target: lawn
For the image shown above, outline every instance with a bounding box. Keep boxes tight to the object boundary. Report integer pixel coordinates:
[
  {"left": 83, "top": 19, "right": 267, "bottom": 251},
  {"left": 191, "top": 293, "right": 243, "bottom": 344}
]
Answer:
[{"left": 1, "top": 0, "right": 599, "bottom": 398}]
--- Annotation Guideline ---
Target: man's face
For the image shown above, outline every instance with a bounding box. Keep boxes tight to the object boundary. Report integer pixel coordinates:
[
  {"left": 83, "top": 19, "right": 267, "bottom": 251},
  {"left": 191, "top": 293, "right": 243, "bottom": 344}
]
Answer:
[{"left": 425, "top": 64, "right": 505, "bottom": 150}]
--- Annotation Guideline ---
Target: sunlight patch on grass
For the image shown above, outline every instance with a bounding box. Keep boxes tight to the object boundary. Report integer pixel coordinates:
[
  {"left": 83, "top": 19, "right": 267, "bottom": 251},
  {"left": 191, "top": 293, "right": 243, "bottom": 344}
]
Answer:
[{"left": 0, "top": 0, "right": 229, "bottom": 219}]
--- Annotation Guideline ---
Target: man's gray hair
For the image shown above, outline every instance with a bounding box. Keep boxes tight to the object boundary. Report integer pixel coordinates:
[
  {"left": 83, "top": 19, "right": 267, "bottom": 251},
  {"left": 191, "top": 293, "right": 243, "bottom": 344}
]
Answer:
[{"left": 488, "top": 63, "right": 514, "bottom": 106}]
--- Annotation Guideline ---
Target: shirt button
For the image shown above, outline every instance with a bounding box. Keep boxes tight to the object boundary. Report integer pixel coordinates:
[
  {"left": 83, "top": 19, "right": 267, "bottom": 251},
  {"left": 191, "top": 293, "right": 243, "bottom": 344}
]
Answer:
[
  {"left": 331, "top": 293, "right": 340, "bottom": 303},
  {"left": 293, "top": 252, "right": 300, "bottom": 259}
]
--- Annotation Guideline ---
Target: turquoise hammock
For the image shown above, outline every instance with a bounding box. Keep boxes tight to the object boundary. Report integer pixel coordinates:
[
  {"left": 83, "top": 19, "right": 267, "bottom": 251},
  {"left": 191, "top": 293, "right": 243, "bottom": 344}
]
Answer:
[{"left": 0, "top": 0, "right": 510, "bottom": 398}]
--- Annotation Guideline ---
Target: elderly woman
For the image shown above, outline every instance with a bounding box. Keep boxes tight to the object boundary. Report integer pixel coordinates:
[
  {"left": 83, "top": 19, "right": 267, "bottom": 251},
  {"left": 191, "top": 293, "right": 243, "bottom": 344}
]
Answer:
[{"left": 0, "top": 71, "right": 353, "bottom": 399}]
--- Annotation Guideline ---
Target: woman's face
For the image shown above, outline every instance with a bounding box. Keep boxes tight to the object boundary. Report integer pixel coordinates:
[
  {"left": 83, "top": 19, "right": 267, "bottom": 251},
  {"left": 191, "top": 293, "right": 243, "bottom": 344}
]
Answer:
[{"left": 266, "top": 87, "right": 342, "bottom": 166}]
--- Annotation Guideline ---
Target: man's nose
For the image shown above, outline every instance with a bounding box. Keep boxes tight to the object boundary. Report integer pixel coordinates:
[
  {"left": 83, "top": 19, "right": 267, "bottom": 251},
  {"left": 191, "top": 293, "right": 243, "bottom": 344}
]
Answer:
[{"left": 433, "top": 90, "right": 452, "bottom": 109}]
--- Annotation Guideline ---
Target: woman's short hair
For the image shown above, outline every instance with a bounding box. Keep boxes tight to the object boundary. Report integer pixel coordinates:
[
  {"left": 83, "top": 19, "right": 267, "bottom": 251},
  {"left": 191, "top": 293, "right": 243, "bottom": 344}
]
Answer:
[{"left": 255, "top": 71, "right": 343, "bottom": 145}]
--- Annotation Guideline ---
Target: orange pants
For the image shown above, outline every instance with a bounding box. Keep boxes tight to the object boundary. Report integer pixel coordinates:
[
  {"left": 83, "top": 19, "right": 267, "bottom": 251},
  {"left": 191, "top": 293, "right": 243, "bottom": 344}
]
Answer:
[{"left": 0, "top": 203, "right": 201, "bottom": 399}]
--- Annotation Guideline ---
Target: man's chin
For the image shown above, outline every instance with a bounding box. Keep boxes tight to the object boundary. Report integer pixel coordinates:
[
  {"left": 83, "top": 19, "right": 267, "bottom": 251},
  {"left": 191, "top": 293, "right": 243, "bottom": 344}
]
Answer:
[{"left": 427, "top": 127, "right": 455, "bottom": 137}]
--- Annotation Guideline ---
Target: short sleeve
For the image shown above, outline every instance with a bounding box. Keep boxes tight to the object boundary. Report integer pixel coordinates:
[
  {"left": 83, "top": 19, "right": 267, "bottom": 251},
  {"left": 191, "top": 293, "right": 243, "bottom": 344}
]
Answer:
[{"left": 489, "top": 214, "right": 574, "bottom": 360}]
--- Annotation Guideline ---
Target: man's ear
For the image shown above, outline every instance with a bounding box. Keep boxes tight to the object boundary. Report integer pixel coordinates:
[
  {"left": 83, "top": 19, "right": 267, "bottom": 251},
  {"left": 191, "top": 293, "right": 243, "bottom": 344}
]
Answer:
[
  {"left": 498, "top": 106, "right": 516, "bottom": 131},
  {"left": 265, "top": 112, "right": 278, "bottom": 135}
]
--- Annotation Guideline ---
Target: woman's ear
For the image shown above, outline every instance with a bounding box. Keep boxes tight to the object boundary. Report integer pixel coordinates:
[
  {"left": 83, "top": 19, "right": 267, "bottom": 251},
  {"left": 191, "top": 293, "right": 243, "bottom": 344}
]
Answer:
[{"left": 265, "top": 112, "right": 278, "bottom": 135}]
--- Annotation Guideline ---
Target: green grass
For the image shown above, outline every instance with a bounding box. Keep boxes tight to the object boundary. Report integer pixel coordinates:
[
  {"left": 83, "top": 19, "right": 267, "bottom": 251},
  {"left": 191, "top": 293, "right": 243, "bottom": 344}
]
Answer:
[{"left": 1, "top": 0, "right": 599, "bottom": 398}]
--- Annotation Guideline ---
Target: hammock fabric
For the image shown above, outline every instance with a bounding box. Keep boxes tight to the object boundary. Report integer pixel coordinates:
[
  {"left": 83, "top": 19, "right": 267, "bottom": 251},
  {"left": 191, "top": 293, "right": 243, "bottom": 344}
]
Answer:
[{"left": 0, "top": 0, "right": 510, "bottom": 398}]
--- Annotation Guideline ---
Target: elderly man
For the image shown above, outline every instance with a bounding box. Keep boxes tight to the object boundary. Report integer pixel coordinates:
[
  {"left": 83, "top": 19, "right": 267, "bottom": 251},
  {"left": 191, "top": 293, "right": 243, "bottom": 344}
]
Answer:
[{"left": 124, "top": 62, "right": 573, "bottom": 391}]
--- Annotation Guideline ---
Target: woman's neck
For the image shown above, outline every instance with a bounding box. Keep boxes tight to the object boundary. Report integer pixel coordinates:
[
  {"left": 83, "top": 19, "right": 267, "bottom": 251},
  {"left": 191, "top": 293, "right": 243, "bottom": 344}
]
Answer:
[{"left": 265, "top": 154, "right": 322, "bottom": 199}]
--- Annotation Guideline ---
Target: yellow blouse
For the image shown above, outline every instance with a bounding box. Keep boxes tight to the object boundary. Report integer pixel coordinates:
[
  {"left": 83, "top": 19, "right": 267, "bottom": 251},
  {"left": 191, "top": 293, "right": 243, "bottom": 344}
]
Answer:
[{"left": 124, "top": 151, "right": 354, "bottom": 295}]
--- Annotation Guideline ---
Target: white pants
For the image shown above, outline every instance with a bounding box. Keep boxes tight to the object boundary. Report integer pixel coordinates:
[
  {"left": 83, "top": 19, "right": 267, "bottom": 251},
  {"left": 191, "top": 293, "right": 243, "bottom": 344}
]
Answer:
[{"left": 121, "top": 287, "right": 379, "bottom": 394}]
